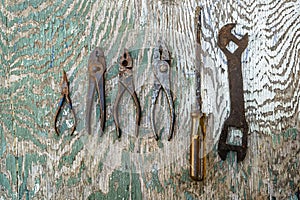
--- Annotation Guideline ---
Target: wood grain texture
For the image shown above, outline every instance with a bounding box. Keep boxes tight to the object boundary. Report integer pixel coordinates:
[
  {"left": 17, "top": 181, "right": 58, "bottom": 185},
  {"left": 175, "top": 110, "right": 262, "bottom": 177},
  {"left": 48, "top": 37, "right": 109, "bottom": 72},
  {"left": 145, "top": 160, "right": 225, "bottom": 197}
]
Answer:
[{"left": 0, "top": 0, "right": 299, "bottom": 199}]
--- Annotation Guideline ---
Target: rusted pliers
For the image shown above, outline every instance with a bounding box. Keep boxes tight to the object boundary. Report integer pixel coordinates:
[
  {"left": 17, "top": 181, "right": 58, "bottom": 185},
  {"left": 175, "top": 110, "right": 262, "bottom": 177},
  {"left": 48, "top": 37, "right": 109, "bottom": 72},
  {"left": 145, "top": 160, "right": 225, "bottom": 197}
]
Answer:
[
  {"left": 113, "top": 49, "right": 141, "bottom": 138},
  {"left": 151, "top": 41, "right": 175, "bottom": 141},
  {"left": 86, "top": 47, "right": 106, "bottom": 135},
  {"left": 54, "top": 70, "right": 76, "bottom": 136}
]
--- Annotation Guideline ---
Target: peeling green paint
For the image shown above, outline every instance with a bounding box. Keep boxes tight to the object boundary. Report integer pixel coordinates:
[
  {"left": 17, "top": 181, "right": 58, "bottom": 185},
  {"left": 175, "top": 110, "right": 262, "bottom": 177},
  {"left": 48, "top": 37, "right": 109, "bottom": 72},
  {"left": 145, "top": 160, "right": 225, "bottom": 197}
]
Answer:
[
  {"left": 0, "top": 126, "right": 6, "bottom": 157},
  {"left": 258, "top": 175, "right": 263, "bottom": 192},
  {"left": 184, "top": 191, "right": 196, "bottom": 200},
  {"left": 146, "top": 166, "right": 164, "bottom": 193},
  {"left": 1, "top": 0, "right": 299, "bottom": 199},
  {"left": 129, "top": 139, "right": 135, "bottom": 152},
  {"left": 6, "top": 154, "right": 17, "bottom": 185},
  {"left": 67, "top": 161, "right": 85, "bottom": 186},
  {"left": 0, "top": 173, "right": 13, "bottom": 198},
  {"left": 98, "top": 162, "right": 103, "bottom": 173},
  {"left": 15, "top": 127, "right": 47, "bottom": 150},
  {"left": 56, "top": 176, "right": 63, "bottom": 191},
  {"left": 58, "top": 139, "right": 84, "bottom": 170},
  {"left": 131, "top": 172, "right": 142, "bottom": 200},
  {"left": 88, "top": 169, "right": 142, "bottom": 200},
  {"left": 18, "top": 154, "right": 46, "bottom": 200},
  {"left": 180, "top": 168, "right": 191, "bottom": 183}
]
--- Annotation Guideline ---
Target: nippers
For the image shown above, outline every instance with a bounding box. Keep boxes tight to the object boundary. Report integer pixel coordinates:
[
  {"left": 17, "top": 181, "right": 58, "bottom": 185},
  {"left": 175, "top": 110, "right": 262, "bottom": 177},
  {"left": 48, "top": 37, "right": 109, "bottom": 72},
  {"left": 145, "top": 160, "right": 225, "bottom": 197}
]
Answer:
[
  {"left": 151, "top": 41, "right": 175, "bottom": 141},
  {"left": 54, "top": 70, "right": 76, "bottom": 136},
  {"left": 86, "top": 47, "right": 106, "bottom": 135},
  {"left": 113, "top": 49, "right": 141, "bottom": 138}
]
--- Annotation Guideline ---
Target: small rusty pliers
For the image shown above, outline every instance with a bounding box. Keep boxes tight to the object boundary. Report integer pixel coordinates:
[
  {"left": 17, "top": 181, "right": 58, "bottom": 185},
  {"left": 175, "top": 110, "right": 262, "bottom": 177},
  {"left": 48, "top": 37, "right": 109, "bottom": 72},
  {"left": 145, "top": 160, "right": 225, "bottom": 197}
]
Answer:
[
  {"left": 151, "top": 41, "right": 175, "bottom": 141},
  {"left": 54, "top": 70, "right": 76, "bottom": 136},
  {"left": 113, "top": 49, "right": 141, "bottom": 138},
  {"left": 86, "top": 47, "right": 106, "bottom": 135}
]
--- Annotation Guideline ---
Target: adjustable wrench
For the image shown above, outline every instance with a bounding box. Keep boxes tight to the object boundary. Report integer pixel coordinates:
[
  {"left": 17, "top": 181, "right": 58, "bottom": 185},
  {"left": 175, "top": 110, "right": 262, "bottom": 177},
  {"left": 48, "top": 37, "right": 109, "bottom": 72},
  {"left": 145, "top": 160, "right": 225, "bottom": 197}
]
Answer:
[{"left": 217, "top": 23, "right": 249, "bottom": 162}]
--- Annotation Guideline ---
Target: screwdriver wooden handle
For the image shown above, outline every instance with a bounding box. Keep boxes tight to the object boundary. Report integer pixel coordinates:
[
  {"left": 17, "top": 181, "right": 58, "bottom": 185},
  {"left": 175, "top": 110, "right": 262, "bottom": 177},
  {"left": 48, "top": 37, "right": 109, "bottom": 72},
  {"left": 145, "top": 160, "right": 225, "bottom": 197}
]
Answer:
[{"left": 190, "top": 111, "right": 206, "bottom": 181}]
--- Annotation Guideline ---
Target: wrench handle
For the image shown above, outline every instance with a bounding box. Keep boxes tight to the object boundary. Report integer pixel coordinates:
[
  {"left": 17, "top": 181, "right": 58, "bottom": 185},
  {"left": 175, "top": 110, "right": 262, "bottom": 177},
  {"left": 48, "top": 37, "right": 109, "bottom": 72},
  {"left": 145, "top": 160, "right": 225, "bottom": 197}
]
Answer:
[{"left": 227, "top": 58, "right": 246, "bottom": 118}]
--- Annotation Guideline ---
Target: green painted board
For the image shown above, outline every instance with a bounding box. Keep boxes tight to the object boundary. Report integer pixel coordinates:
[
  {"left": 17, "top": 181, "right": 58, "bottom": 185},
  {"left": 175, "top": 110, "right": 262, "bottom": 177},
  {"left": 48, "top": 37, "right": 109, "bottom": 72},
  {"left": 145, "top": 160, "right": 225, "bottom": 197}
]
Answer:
[{"left": 0, "top": 0, "right": 299, "bottom": 199}]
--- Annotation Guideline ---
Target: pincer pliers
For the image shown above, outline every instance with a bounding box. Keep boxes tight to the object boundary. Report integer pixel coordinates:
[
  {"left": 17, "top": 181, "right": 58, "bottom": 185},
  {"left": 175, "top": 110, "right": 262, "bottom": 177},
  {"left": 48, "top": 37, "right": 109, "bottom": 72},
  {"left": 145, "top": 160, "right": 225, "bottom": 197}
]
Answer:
[
  {"left": 54, "top": 70, "right": 76, "bottom": 136},
  {"left": 113, "top": 49, "right": 141, "bottom": 138},
  {"left": 86, "top": 47, "right": 106, "bottom": 135},
  {"left": 151, "top": 41, "right": 175, "bottom": 141}
]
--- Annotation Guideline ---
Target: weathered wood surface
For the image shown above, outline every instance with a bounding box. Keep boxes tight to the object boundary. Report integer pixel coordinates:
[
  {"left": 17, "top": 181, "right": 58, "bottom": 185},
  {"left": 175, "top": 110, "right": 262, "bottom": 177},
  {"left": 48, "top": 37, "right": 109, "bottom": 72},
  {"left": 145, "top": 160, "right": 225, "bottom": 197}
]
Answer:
[{"left": 0, "top": 0, "right": 299, "bottom": 199}]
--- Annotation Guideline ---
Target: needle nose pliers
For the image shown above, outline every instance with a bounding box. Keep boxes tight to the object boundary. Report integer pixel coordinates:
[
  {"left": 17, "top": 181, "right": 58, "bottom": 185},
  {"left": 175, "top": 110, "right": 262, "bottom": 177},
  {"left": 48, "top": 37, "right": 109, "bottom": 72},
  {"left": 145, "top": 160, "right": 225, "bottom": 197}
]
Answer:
[{"left": 54, "top": 70, "right": 76, "bottom": 136}]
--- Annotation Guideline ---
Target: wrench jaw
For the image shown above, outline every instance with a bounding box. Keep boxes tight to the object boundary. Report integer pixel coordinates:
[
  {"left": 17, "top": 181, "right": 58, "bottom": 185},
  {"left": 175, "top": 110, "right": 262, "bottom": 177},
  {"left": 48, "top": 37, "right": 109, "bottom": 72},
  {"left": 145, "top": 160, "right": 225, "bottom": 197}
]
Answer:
[
  {"left": 217, "top": 23, "right": 236, "bottom": 54},
  {"left": 218, "top": 119, "right": 248, "bottom": 162},
  {"left": 235, "top": 34, "right": 249, "bottom": 56},
  {"left": 217, "top": 23, "right": 249, "bottom": 57}
]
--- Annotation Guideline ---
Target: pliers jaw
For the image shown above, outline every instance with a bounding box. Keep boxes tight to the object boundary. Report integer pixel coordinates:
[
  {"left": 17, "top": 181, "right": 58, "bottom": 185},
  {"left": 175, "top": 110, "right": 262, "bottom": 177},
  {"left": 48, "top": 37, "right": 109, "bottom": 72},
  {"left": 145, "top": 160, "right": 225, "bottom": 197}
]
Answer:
[
  {"left": 88, "top": 48, "right": 106, "bottom": 77},
  {"left": 119, "top": 48, "right": 133, "bottom": 72},
  {"left": 151, "top": 41, "right": 175, "bottom": 141},
  {"left": 86, "top": 48, "right": 106, "bottom": 135},
  {"left": 113, "top": 49, "right": 141, "bottom": 138},
  {"left": 61, "top": 70, "right": 69, "bottom": 96}
]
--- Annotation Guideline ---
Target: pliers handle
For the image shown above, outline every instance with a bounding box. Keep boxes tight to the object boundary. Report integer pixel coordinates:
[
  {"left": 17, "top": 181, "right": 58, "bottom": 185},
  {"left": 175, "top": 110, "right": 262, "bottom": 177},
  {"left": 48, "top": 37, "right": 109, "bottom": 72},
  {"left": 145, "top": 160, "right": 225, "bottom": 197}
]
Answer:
[{"left": 54, "top": 70, "right": 76, "bottom": 136}]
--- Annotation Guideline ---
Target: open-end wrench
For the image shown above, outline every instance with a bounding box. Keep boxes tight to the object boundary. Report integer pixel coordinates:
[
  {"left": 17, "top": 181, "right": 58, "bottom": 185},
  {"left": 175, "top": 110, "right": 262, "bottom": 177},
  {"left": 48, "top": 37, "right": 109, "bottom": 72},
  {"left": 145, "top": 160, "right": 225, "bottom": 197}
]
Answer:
[{"left": 217, "top": 23, "right": 249, "bottom": 162}]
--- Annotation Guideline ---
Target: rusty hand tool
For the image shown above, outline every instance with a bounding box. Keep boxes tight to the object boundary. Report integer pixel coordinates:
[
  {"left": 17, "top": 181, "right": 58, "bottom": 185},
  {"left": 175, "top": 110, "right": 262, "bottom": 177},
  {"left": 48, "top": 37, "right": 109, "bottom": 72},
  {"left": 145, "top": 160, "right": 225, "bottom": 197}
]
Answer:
[
  {"left": 190, "top": 6, "right": 207, "bottom": 181},
  {"left": 54, "top": 70, "right": 76, "bottom": 136},
  {"left": 217, "top": 23, "right": 249, "bottom": 162},
  {"left": 151, "top": 40, "right": 175, "bottom": 141},
  {"left": 113, "top": 49, "right": 141, "bottom": 138},
  {"left": 86, "top": 47, "right": 106, "bottom": 135}
]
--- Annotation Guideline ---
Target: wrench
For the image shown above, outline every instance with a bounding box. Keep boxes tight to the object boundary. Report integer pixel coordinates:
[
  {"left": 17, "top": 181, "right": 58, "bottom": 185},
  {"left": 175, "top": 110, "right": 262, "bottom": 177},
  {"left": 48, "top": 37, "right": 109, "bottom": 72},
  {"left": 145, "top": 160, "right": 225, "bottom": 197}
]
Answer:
[{"left": 217, "top": 23, "right": 249, "bottom": 162}]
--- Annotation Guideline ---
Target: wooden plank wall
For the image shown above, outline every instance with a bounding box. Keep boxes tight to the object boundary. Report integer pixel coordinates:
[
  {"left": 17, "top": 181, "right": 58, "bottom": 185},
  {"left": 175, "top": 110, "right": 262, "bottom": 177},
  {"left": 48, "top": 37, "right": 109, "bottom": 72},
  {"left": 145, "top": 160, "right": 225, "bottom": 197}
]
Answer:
[{"left": 0, "top": 0, "right": 299, "bottom": 199}]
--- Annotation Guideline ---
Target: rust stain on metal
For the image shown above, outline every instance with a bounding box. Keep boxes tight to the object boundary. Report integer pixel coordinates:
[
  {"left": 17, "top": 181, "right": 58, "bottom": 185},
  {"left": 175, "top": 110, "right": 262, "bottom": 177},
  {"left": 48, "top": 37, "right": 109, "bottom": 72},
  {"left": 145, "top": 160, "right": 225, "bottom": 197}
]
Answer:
[
  {"left": 86, "top": 47, "right": 107, "bottom": 135},
  {"left": 113, "top": 48, "right": 141, "bottom": 138},
  {"left": 217, "top": 23, "right": 249, "bottom": 162}
]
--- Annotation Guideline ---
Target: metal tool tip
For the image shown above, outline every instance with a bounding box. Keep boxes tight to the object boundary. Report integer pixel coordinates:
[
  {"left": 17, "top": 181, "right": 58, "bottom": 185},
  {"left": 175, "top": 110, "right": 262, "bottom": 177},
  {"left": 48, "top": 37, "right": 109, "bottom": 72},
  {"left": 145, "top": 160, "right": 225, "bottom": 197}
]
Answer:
[
  {"left": 62, "top": 70, "right": 67, "bottom": 79},
  {"left": 92, "top": 47, "right": 104, "bottom": 58},
  {"left": 196, "top": 5, "right": 202, "bottom": 12}
]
